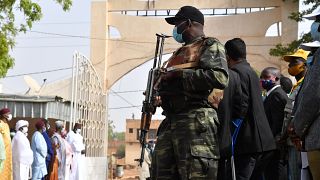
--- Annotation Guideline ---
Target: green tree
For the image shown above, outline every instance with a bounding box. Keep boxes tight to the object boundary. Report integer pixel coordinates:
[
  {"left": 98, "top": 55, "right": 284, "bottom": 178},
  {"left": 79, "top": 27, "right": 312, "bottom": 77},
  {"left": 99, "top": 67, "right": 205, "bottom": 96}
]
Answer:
[
  {"left": 113, "top": 132, "right": 125, "bottom": 141},
  {"left": 0, "top": 0, "right": 72, "bottom": 77},
  {"left": 269, "top": 0, "right": 319, "bottom": 58},
  {"left": 116, "top": 144, "right": 125, "bottom": 158},
  {"left": 108, "top": 120, "right": 115, "bottom": 140}
]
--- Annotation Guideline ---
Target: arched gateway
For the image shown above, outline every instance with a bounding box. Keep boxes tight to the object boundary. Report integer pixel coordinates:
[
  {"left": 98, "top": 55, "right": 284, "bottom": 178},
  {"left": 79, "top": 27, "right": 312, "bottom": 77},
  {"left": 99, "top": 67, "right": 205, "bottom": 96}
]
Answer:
[
  {"left": 42, "top": 0, "right": 298, "bottom": 161},
  {"left": 90, "top": 0, "right": 298, "bottom": 91}
]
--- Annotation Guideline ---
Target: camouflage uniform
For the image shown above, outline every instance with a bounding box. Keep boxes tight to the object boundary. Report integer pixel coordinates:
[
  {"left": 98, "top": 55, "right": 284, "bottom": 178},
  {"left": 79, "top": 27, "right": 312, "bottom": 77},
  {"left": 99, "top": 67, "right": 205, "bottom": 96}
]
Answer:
[{"left": 151, "top": 37, "right": 228, "bottom": 180}]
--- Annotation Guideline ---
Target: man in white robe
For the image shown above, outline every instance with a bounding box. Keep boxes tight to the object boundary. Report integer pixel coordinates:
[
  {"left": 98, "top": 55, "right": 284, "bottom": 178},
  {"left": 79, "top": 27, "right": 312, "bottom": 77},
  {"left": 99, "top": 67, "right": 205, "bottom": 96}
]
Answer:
[
  {"left": 67, "top": 123, "right": 85, "bottom": 180},
  {"left": 12, "top": 120, "right": 33, "bottom": 180},
  {"left": 31, "top": 120, "right": 48, "bottom": 180}
]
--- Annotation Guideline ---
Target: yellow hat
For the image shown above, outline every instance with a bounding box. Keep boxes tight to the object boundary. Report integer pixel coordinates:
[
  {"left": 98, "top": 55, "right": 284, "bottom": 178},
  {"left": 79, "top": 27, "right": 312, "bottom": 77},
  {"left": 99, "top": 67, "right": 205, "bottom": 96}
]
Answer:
[{"left": 283, "top": 49, "right": 310, "bottom": 62}]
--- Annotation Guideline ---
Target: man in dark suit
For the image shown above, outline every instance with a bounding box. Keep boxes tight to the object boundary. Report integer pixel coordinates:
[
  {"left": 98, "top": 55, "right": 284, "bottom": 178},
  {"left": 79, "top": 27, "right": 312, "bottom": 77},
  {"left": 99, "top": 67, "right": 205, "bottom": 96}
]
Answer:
[
  {"left": 260, "top": 67, "right": 288, "bottom": 180},
  {"left": 217, "top": 69, "right": 243, "bottom": 180},
  {"left": 225, "top": 38, "right": 276, "bottom": 180}
]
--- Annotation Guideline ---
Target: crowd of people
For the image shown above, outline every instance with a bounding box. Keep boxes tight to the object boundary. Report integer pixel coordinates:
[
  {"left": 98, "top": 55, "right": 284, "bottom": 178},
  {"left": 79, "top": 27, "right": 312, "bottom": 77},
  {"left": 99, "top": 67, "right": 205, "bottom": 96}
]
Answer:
[
  {"left": 144, "top": 5, "right": 320, "bottom": 180},
  {"left": 0, "top": 108, "right": 86, "bottom": 180}
]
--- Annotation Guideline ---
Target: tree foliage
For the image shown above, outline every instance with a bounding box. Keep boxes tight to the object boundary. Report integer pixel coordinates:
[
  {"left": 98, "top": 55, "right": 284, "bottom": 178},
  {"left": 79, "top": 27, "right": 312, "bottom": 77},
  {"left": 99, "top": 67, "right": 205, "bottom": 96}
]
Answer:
[
  {"left": 269, "top": 0, "right": 319, "bottom": 58},
  {"left": 0, "top": 0, "right": 72, "bottom": 77},
  {"left": 116, "top": 144, "right": 125, "bottom": 158},
  {"left": 269, "top": 33, "right": 313, "bottom": 58},
  {"left": 108, "top": 120, "right": 115, "bottom": 140}
]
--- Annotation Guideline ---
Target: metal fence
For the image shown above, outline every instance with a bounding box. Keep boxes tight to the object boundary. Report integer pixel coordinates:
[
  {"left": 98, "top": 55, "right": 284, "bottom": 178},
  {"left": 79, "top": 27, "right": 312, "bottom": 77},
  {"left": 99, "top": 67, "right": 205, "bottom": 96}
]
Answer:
[{"left": 70, "top": 52, "right": 107, "bottom": 157}]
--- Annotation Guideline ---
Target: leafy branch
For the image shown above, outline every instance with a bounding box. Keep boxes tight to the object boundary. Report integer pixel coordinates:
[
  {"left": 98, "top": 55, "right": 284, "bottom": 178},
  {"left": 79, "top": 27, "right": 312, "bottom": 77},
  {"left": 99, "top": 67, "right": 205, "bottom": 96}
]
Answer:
[
  {"left": 0, "top": 0, "right": 72, "bottom": 77},
  {"left": 269, "top": 0, "right": 319, "bottom": 58}
]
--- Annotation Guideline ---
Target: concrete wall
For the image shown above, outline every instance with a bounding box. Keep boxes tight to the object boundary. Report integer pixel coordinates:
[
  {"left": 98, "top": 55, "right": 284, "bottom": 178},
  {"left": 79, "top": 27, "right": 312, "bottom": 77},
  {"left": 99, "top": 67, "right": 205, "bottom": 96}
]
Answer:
[
  {"left": 125, "top": 119, "right": 162, "bottom": 165},
  {"left": 125, "top": 142, "right": 141, "bottom": 165},
  {"left": 82, "top": 157, "right": 107, "bottom": 180}
]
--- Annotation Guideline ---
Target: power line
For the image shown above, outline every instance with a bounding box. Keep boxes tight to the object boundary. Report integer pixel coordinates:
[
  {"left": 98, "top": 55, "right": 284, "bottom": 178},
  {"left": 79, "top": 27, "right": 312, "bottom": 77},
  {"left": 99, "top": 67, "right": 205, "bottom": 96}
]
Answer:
[
  {"left": 3, "top": 57, "right": 105, "bottom": 79},
  {"left": 26, "top": 30, "right": 287, "bottom": 47},
  {"left": 109, "top": 105, "right": 142, "bottom": 110},
  {"left": 27, "top": 30, "right": 168, "bottom": 44},
  {"left": 109, "top": 90, "right": 144, "bottom": 94},
  {"left": 109, "top": 89, "right": 141, "bottom": 110},
  {"left": 34, "top": 21, "right": 90, "bottom": 25},
  {"left": 17, "top": 36, "right": 80, "bottom": 39},
  {"left": 15, "top": 44, "right": 89, "bottom": 48},
  {"left": 5, "top": 67, "right": 72, "bottom": 78}
]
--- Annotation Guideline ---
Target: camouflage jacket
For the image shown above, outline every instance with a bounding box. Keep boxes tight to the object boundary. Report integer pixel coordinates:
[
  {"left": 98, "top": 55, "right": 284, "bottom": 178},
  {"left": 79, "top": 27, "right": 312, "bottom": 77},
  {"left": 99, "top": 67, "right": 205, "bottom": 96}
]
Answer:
[{"left": 159, "top": 36, "right": 229, "bottom": 114}]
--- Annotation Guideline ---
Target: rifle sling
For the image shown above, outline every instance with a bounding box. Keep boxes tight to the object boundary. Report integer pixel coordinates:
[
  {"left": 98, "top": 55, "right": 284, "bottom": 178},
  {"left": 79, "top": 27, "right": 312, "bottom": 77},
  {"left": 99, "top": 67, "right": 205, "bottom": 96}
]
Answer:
[{"left": 166, "top": 62, "right": 199, "bottom": 72}]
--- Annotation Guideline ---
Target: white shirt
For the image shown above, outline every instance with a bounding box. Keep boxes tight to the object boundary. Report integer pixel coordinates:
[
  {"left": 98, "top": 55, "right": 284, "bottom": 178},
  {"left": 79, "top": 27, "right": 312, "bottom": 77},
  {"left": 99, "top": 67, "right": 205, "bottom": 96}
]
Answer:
[{"left": 266, "top": 85, "right": 281, "bottom": 97}]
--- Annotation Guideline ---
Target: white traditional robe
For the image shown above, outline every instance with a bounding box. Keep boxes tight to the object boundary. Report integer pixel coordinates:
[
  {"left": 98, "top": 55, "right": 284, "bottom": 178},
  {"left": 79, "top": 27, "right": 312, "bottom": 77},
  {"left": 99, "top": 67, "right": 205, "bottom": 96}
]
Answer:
[
  {"left": 139, "top": 148, "right": 151, "bottom": 180},
  {"left": 52, "top": 133, "right": 66, "bottom": 180},
  {"left": 12, "top": 131, "right": 33, "bottom": 180},
  {"left": 31, "top": 131, "right": 47, "bottom": 180},
  {"left": 63, "top": 139, "right": 73, "bottom": 180},
  {"left": 67, "top": 131, "right": 85, "bottom": 180}
]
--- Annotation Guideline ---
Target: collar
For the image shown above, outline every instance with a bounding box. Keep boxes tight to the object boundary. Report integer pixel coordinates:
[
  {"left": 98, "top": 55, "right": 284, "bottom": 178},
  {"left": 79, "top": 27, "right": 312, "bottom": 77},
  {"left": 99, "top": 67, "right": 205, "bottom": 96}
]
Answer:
[
  {"left": 266, "top": 85, "right": 281, "bottom": 97},
  {"left": 184, "top": 36, "right": 205, "bottom": 45},
  {"left": 291, "top": 77, "right": 304, "bottom": 93}
]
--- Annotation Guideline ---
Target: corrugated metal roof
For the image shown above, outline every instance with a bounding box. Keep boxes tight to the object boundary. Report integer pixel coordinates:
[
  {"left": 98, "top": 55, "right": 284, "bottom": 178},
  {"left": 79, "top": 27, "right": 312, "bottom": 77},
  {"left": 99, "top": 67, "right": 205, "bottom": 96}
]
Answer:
[
  {"left": 0, "top": 93, "right": 70, "bottom": 120},
  {"left": 0, "top": 93, "right": 65, "bottom": 102}
]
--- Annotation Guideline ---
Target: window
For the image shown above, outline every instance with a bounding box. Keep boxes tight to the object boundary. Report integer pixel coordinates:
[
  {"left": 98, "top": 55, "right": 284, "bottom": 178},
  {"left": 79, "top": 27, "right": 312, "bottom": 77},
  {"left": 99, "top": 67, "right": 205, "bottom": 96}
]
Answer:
[
  {"left": 129, "top": 128, "right": 133, "bottom": 133},
  {"left": 137, "top": 129, "right": 141, "bottom": 140}
]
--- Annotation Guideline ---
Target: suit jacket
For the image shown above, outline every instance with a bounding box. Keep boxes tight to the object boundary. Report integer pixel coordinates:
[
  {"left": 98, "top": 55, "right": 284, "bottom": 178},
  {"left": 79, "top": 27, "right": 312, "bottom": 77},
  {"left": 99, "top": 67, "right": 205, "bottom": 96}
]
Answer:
[
  {"left": 231, "top": 60, "right": 276, "bottom": 155},
  {"left": 293, "top": 48, "right": 320, "bottom": 151},
  {"left": 264, "top": 86, "right": 288, "bottom": 137},
  {"left": 218, "top": 69, "right": 243, "bottom": 158}
]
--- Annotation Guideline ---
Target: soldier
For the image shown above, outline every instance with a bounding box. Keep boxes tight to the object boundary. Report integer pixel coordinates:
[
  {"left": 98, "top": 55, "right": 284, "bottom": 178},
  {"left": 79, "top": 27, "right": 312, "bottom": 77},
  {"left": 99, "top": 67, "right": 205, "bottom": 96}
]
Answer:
[{"left": 151, "top": 6, "right": 229, "bottom": 180}]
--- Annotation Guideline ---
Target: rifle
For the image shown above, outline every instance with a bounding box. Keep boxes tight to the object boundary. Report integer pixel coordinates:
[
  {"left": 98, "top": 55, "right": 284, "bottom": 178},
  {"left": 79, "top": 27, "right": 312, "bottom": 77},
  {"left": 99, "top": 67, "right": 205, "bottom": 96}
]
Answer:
[{"left": 139, "top": 33, "right": 170, "bottom": 166}]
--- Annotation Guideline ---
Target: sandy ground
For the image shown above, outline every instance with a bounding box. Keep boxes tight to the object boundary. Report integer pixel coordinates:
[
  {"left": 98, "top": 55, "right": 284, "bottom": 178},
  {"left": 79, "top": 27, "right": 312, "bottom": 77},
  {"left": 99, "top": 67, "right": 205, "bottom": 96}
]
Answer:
[{"left": 109, "top": 167, "right": 140, "bottom": 180}]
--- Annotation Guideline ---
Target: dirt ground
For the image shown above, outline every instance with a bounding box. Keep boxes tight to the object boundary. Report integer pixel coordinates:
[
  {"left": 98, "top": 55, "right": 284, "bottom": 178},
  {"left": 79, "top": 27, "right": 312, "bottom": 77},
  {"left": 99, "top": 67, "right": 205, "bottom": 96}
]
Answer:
[{"left": 109, "top": 166, "right": 140, "bottom": 180}]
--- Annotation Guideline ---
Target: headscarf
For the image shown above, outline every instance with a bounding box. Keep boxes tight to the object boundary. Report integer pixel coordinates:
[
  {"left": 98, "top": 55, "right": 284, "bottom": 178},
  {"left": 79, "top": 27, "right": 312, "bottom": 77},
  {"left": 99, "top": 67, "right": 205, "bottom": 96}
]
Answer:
[{"left": 15, "top": 120, "right": 29, "bottom": 131}]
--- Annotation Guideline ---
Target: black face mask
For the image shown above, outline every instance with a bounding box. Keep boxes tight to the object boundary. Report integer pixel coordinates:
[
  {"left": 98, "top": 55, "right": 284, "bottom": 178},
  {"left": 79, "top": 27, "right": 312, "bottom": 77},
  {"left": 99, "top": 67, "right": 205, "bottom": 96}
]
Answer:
[{"left": 261, "top": 79, "right": 274, "bottom": 90}]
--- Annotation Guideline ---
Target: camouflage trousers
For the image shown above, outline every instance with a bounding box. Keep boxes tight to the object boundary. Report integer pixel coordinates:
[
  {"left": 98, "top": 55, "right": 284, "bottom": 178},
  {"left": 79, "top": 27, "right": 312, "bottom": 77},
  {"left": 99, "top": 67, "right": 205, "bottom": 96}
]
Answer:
[{"left": 151, "top": 108, "right": 219, "bottom": 180}]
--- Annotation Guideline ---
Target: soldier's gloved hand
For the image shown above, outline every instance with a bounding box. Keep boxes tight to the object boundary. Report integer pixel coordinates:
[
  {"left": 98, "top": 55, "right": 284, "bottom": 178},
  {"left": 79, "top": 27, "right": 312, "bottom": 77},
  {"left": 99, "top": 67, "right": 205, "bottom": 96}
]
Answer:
[
  {"left": 153, "top": 96, "right": 162, "bottom": 107},
  {"left": 162, "top": 69, "right": 183, "bottom": 81}
]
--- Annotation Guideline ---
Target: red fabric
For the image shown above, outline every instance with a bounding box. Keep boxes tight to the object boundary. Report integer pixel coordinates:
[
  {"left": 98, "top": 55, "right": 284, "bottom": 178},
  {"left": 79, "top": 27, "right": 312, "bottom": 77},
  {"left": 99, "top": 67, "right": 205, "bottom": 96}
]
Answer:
[
  {"left": 0, "top": 108, "right": 10, "bottom": 115},
  {"left": 35, "top": 120, "right": 45, "bottom": 129}
]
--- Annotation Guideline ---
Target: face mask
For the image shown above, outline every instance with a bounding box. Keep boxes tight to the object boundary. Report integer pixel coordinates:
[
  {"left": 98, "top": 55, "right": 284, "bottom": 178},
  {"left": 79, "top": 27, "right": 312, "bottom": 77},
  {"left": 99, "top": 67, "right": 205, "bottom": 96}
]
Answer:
[
  {"left": 261, "top": 79, "right": 274, "bottom": 90},
  {"left": 61, "top": 130, "right": 67, "bottom": 137},
  {"left": 311, "top": 21, "right": 320, "bottom": 41},
  {"left": 173, "top": 26, "right": 184, "bottom": 43},
  {"left": 22, "top": 127, "right": 28, "bottom": 134},
  {"left": 288, "top": 64, "right": 304, "bottom": 76},
  {"left": 306, "top": 56, "right": 314, "bottom": 67},
  {"left": 76, "top": 129, "right": 81, "bottom": 134},
  {"left": 6, "top": 114, "right": 12, "bottom": 121}
]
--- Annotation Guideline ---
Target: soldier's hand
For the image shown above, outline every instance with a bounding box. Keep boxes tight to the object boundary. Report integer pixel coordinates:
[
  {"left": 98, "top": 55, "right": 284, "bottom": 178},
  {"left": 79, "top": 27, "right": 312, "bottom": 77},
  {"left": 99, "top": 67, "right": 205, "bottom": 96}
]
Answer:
[{"left": 153, "top": 96, "right": 162, "bottom": 107}]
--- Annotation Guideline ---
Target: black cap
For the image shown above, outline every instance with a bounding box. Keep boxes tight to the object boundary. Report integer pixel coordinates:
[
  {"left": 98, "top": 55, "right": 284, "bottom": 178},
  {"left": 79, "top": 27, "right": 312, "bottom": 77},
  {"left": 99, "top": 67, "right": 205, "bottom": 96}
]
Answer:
[{"left": 165, "top": 6, "right": 204, "bottom": 25}]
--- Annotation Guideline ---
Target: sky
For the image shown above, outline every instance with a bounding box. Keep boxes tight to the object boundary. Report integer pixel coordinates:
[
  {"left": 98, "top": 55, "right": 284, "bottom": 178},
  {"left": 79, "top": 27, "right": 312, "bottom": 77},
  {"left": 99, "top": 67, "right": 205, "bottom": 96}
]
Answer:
[{"left": 0, "top": 0, "right": 314, "bottom": 132}]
